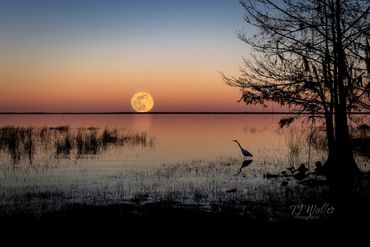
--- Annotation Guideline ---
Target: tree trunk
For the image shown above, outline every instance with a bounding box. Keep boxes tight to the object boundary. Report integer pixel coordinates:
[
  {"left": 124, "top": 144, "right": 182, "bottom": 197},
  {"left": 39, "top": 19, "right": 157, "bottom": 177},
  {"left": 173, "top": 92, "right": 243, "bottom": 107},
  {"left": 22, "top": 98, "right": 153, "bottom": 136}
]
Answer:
[
  {"left": 335, "top": 0, "right": 359, "bottom": 175},
  {"left": 324, "top": 112, "right": 335, "bottom": 166},
  {"left": 327, "top": 0, "right": 361, "bottom": 197},
  {"left": 333, "top": 106, "right": 360, "bottom": 178}
]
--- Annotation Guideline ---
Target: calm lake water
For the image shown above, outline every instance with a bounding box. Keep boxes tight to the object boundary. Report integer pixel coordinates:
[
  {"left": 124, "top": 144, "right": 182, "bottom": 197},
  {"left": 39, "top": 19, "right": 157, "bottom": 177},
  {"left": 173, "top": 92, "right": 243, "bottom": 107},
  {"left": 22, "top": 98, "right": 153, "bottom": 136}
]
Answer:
[
  {"left": 0, "top": 114, "right": 368, "bottom": 167},
  {"left": 0, "top": 114, "right": 368, "bottom": 209},
  {"left": 0, "top": 114, "right": 306, "bottom": 164}
]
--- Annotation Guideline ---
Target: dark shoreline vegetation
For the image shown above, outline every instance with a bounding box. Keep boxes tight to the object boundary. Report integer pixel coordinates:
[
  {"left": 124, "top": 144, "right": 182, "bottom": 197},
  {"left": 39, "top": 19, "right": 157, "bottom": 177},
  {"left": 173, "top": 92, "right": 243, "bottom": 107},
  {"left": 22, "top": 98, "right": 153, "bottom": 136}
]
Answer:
[{"left": 1, "top": 168, "right": 370, "bottom": 230}]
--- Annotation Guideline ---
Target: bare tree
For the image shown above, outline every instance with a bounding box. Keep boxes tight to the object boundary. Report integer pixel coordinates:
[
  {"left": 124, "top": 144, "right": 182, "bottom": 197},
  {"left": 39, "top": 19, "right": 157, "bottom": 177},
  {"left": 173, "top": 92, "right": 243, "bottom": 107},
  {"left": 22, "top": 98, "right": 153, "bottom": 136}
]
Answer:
[{"left": 223, "top": 0, "right": 370, "bottom": 183}]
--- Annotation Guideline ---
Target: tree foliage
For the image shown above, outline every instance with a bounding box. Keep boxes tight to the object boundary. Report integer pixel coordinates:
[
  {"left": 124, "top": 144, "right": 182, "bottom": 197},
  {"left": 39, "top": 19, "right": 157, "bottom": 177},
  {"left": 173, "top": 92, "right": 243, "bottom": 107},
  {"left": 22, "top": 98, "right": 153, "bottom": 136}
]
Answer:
[
  {"left": 224, "top": 0, "right": 369, "bottom": 114},
  {"left": 224, "top": 0, "right": 370, "bottom": 177}
]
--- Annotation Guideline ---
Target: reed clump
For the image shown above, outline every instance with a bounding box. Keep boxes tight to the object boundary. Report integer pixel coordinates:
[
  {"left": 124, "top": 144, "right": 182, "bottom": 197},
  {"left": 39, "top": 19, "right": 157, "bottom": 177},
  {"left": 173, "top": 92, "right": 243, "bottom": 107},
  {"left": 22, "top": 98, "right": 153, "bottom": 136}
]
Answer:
[
  {"left": 285, "top": 128, "right": 306, "bottom": 156},
  {"left": 54, "top": 134, "right": 73, "bottom": 155},
  {"left": 351, "top": 124, "right": 370, "bottom": 157},
  {"left": 0, "top": 126, "right": 35, "bottom": 164},
  {"left": 101, "top": 128, "right": 118, "bottom": 146},
  {"left": 76, "top": 129, "right": 100, "bottom": 155},
  {"left": 307, "top": 127, "right": 327, "bottom": 151},
  {"left": 122, "top": 132, "right": 147, "bottom": 146}
]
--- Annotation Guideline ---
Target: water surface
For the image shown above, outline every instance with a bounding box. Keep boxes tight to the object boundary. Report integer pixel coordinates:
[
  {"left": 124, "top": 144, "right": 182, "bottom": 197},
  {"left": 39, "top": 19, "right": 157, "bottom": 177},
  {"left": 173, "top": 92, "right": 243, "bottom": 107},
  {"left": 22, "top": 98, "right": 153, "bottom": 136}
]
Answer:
[
  {"left": 0, "top": 114, "right": 368, "bottom": 208},
  {"left": 0, "top": 114, "right": 303, "bottom": 165}
]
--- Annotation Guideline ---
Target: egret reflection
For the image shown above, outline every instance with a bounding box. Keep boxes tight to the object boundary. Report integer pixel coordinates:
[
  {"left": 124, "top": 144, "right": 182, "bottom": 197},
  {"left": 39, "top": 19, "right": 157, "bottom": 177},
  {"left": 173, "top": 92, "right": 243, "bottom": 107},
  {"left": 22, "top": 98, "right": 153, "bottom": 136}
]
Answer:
[{"left": 234, "top": 159, "right": 253, "bottom": 176}]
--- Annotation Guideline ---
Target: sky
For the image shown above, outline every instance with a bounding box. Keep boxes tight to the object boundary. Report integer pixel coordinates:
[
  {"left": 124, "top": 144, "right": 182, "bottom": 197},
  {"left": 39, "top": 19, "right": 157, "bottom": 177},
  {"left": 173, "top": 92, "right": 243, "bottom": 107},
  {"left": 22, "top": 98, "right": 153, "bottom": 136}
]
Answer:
[{"left": 0, "top": 0, "right": 266, "bottom": 112}]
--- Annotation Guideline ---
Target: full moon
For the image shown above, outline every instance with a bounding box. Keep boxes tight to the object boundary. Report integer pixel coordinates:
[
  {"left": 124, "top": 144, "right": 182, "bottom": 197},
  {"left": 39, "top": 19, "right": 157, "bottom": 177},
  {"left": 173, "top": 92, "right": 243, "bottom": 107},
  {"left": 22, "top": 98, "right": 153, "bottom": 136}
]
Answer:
[{"left": 131, "top": 92, "right": 154, "bottom": 113}]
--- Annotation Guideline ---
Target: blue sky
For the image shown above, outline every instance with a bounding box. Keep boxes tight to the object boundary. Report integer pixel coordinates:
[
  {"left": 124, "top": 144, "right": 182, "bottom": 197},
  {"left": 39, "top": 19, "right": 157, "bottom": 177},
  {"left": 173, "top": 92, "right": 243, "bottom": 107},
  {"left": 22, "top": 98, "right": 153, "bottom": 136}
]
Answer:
[{"left": 0, "top": 0, "right": 262, "bottom": 112}]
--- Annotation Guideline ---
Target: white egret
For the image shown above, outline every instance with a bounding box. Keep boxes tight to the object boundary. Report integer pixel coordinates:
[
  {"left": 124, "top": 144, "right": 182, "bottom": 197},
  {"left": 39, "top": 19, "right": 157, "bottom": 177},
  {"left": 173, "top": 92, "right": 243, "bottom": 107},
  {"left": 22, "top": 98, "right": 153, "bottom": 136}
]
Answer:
[{"left": 232, "top": 140, "right": 253, "bottom": 158}]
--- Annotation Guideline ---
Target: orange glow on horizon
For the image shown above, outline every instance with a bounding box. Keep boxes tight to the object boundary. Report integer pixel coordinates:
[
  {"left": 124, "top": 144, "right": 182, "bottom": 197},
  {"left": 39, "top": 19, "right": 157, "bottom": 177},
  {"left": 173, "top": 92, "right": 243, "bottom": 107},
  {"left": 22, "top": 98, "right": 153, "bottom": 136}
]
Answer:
[{"left": 1, "top": 58, "right": 263, "bottom": 112}]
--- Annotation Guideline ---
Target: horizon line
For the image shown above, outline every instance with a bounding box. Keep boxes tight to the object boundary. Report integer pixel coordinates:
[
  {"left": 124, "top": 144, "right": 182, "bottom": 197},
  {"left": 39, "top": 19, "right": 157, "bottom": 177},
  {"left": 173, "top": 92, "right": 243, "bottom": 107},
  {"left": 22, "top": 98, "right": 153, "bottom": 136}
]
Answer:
[{"left": 1, "top": 111, "right": 370, "bottom": 115}]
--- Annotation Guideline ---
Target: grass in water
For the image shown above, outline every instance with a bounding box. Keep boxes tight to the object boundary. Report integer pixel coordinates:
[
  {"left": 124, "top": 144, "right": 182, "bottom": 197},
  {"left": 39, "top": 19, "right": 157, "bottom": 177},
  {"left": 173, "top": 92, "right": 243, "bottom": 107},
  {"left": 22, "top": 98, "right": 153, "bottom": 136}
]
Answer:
[{"left": 0, "top": 126, "right": 155, "bottom": 163}]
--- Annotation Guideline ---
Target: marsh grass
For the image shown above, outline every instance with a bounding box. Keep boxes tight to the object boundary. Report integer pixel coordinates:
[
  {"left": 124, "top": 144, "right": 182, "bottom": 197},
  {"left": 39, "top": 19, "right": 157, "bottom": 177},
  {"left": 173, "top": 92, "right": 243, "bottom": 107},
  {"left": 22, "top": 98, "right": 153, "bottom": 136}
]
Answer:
[
  {"left": 285, "top": 123, "right": 370, "bottom": 157},
  {"left": 307, "top": 124, "right": 370, "bottom": 157},
  {"left": 23, "top": 128, "right": 34, "bottom": 164},
  {"left": 101, "top": 128, "right": 118, "bottom": 146},
  {"left": 122, "top": 132, "right": 148, "bottom": 146},
  {"left": 0, "top": 126, "right": 155, "bottom": 164},
  {"left": 0, "top": 127, "right": 36, "bottom": 165},
  {"left": 76, "top": 129, "right": 100, "bottom": 156},
  {"left": 0, "top": 157, "right": 331, "bottom": 221},
  {"left": 307, "top": 127, "right": 327, "bottom": 151},
  {"left": 284, "top": 128, "right": 307, "bottom": 156},
  {"left": 351, "top": 124, "right": 370, "bottom": 158},
  {"left": 54, "top": 133, "right": 73, "bottom": 156}
]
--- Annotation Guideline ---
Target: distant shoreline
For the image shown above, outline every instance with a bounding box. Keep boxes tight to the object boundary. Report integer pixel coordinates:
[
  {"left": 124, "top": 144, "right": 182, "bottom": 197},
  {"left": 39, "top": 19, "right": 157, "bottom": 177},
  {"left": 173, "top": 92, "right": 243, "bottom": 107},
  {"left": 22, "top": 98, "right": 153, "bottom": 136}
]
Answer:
[{"left": 1, "top": 112, "right": 370, "bottom": 115}]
